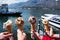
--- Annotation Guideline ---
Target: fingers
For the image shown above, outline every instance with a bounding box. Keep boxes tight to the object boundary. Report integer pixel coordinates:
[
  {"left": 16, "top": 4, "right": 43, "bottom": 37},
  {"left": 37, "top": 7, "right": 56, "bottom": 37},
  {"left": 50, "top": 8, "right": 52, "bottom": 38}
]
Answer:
[
  {"left": 50, "top": 27, "right": 53, "bottom": 36},
  {"left": 3, "top": 33, "right": 13, "bottom": 40},
  {"left": 50, "top": 27, "right": 53, "bottom": 32},
  {"left": 17, "top": 29, "right": 26, "bottom": 40},
  {"left": 0, "top": 32, "right": 13, "bottom": 40},
  {"left": 2, "top": 32, "right": 9, "bottom": 35},
  {"left": 4, "top": 33, "right": 13, "bottom": 37}
]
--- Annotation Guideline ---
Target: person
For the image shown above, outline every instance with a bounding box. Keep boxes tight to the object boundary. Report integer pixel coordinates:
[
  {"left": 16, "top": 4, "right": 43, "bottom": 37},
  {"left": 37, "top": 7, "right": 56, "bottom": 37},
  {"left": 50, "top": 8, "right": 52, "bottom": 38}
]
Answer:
[
  {"left": 28, "top": 16, "right": 56, "bottom": 40},
  {"left": 0, "top": 20, "right": 14, "bottom": 40},
  {"left": 15, "top": 17, "right": 26, "bottom": 40}
]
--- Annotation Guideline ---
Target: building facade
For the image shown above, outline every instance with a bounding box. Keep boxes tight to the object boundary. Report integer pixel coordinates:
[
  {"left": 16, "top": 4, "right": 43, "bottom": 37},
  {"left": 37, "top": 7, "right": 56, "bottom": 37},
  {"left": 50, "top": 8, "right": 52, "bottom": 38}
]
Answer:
[{"left": 0, "top": 4, "right": 8, "bottom": 13}]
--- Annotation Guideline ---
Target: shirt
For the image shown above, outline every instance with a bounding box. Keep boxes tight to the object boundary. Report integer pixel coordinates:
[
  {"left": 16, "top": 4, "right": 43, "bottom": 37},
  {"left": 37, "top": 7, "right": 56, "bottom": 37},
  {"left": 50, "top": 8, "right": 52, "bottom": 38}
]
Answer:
[{"left": 42, "top": 36, "right": 52, "bottom": 40}]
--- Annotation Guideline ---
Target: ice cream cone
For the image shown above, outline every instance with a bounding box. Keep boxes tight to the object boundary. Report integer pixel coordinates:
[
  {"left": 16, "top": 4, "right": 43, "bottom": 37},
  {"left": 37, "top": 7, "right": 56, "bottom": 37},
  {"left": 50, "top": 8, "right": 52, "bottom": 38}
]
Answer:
[
  {"left": 3, "top": 20, "right": 12, "bottom": 33},
  {"left": 31, "top": 24, "right": 36, "bottom": 32},
  {"left": 29, "top": 16, "right": 36, "bottom": 32},
  {"left": 42, "top": 19, "right": 50, "bottom": 31},
  {"left": 29, "top": 16, "right": 36, "bottom": 24},
  {"left": 7, "top": 25, "right": 12, "bottom": 33},
  {"left": 15, "top": 17, "right": 24, "bottom": 30}
]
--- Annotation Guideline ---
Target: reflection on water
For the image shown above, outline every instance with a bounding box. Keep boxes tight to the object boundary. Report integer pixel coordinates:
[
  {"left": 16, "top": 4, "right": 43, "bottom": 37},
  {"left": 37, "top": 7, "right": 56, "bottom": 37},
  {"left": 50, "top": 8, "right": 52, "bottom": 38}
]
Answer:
[
  {"left": 0, "top": 16, "right": 8, "bottom": 32},
  {"left": 0, "top": 8, "right": 60, "bottom": 40}
]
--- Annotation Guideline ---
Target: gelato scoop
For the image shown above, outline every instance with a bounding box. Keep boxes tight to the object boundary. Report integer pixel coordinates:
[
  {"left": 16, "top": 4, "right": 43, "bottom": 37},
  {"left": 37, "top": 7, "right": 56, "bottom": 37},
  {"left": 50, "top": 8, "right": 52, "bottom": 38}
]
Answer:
[{"left": 3, "top": 20, "right": 12, "bottom": 33}]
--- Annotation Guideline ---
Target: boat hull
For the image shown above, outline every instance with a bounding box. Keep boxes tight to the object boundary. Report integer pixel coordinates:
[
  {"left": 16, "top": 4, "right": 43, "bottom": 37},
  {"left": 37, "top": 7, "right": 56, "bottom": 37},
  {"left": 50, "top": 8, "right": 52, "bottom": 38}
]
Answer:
[{"left": 0, "top": 12, "right": 22, "bottom": 16}]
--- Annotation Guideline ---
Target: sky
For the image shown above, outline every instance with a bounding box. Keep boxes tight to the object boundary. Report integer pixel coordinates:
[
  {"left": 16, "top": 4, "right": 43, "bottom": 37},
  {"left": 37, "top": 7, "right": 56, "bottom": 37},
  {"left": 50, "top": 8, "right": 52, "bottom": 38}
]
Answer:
[{"left": 0, "top": 0, "right": 28, "bottom": 5}]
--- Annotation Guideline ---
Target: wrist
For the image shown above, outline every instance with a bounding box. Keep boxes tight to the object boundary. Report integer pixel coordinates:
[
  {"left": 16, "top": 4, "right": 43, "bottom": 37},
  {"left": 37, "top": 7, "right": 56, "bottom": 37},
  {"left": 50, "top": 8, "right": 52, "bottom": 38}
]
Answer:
[{"left": 31, "top": 29, "right": 36, "bottom": 33}]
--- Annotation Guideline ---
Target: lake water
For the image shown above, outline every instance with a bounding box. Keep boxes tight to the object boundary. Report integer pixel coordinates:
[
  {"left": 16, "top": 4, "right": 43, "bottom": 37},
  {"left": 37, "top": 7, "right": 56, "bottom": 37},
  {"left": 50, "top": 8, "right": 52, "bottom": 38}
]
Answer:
[{"left": 0, "top": 8, "right": 60, "bottom": 40}]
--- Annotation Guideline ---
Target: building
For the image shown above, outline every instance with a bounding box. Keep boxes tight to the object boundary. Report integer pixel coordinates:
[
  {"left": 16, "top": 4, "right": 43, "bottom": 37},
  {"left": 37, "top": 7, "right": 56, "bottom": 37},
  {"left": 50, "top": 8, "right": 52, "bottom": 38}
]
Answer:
[{"left": 0, "top": 4, "right": 8, "bottom": 13}]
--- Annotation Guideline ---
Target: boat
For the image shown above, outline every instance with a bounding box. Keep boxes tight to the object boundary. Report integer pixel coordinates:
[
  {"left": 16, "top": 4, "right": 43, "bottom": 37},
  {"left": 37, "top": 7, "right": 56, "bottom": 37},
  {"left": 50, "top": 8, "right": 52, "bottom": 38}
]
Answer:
[
  {"left": 0, "top": 4, "right": 22, "bottom": 16},
  {"left": 41, "top": 14, "right": 60, "bottom": 30},
  {"left": 0, "top": 12, "right": 22, "bottom": 16}
]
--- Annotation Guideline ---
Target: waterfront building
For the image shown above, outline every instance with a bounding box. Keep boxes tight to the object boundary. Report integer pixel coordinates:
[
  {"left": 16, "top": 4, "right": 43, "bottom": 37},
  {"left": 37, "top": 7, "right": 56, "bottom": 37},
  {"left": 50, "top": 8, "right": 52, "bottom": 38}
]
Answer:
[{"left": 0, "top": 4, "right": 8, "bottom": 13}]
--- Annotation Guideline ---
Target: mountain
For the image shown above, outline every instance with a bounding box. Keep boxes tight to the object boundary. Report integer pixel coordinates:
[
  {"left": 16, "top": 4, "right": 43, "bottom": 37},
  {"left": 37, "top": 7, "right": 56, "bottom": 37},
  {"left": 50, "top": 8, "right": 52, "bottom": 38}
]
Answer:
[
  {"left": 8, "top": 0, "right": 60, "bottom": 9},
  {"left": 8, "top": 0, "right": 41, "bottom": 8},
  {"left": 8, "top": 2, "right": 25, "bottom": 8}
]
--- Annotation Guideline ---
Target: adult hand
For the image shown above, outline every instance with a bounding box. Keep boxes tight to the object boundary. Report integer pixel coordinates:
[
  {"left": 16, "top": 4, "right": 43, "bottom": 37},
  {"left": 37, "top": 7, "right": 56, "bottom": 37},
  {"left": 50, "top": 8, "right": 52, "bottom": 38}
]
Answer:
[
  {"left": 0, "top": 32, "right": 13, "bottom": 40},
  {"left": 17, "top": 29, "right": 26, "bottom": 40}
]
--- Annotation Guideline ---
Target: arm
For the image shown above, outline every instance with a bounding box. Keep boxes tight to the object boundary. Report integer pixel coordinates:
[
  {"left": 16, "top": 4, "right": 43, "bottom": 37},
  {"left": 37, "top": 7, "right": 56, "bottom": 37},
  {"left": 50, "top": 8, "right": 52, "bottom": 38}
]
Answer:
[{"left": 52, "top": 34, "right": 60, "bottom": 38}]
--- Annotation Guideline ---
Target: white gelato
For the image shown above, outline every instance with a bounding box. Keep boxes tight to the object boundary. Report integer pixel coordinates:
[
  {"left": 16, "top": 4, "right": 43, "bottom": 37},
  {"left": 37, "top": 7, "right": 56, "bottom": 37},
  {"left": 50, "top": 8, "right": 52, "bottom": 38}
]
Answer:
[{"left": 3, "top": 20, "right": 12, "bottom": 30}]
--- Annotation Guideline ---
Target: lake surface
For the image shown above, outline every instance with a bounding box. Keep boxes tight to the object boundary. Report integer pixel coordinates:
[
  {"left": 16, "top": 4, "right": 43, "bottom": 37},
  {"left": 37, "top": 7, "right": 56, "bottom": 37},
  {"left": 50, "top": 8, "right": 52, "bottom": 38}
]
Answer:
[{"left": 0, "top": 8, "right": 60, "bottom": 40}]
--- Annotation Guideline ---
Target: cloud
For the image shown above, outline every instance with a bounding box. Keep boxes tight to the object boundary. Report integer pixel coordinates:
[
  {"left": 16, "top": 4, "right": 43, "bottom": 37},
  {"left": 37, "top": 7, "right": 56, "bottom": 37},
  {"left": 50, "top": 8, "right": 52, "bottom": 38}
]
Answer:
[{"left": 0, "top": 0, "right": 28, "bottom": 4}]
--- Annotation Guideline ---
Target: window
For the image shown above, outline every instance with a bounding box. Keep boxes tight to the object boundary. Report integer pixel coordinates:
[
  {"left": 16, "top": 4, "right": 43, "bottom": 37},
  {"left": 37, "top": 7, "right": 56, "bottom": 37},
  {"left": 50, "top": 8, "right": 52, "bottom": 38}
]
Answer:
[{"left": 58, "top": 19, "right": 60, "bottom": 22}]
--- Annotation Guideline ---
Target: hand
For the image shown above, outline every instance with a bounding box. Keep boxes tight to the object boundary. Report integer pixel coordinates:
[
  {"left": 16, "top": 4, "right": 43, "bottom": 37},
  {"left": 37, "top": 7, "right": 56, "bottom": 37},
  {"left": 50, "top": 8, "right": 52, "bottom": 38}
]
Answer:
[
  {"left": 49, "top": 27, "right": 53, "bottom": 37},
  {"left": 28, "top": 16, "right": 36, "bottom": 24},
  {"left": 31, "top": 31, "right": 41, "bottom": 40},
  {"left": 0, "top": 32, "right": 13, "bottom": 40},
  {"left": 17, "top": 29, "right": 26, "bottom": 40}
]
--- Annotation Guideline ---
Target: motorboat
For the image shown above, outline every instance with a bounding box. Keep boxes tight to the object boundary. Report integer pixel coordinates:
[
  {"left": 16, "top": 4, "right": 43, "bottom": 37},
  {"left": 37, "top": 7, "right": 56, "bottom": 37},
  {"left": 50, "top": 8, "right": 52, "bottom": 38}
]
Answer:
[{"left": 41, "top": 14, "right": 60, "bottom": 30}]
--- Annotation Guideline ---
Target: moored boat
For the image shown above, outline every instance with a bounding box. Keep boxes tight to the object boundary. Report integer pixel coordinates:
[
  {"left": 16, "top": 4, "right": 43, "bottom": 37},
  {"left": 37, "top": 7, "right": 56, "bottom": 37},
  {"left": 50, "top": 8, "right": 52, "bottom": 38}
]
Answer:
[{"left": 41, "top": 14, "right": 60, "bottom": 30}]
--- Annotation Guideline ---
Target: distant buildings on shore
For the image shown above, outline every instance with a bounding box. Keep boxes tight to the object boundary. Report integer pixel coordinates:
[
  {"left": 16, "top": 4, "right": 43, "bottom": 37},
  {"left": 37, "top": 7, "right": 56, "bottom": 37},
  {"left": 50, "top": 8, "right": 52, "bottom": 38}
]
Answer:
[{"left": 0, "top": 4, "right": 8, "bottom": 13}]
